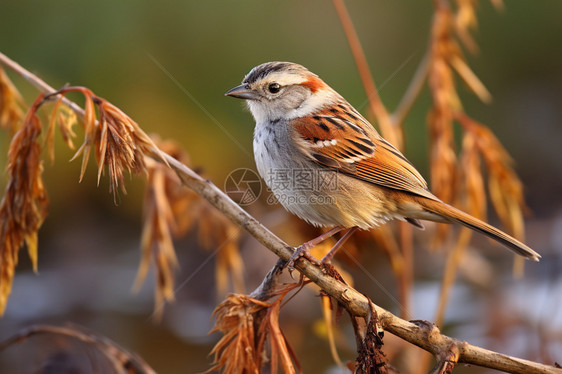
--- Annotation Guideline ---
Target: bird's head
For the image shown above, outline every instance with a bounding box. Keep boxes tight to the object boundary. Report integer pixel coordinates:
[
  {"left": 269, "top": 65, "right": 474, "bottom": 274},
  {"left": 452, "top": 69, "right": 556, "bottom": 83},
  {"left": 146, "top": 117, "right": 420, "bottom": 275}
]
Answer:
[{"left": 225, "top": 62, "right": 336, "bottom": 123}]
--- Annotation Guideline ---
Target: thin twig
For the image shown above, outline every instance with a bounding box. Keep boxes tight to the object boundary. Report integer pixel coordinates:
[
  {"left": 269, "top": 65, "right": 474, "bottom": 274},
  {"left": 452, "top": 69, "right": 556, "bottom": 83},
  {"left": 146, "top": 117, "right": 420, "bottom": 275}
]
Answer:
[
  {"left": 1, "top": 51, "right": 561, "bottom": 374},
  {"left": 249, "top": 258, "right": 287, "bottom": 301},
  {"left": 0, "top": 54, "right": 85, "bottom": 121},
  {"left": 390, "top": 49, "right": 431, "bottom": 127}
]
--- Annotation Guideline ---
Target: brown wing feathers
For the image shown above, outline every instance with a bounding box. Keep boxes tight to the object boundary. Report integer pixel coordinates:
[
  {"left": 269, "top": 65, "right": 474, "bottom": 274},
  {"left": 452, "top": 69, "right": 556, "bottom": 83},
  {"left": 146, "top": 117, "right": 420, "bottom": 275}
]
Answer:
[{"left": 292, "top": 105, "right": 435, "bottom": 200}]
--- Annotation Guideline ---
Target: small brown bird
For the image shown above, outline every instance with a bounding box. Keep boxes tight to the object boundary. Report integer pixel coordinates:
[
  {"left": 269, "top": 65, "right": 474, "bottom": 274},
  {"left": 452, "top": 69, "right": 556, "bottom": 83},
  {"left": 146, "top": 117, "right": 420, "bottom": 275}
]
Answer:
[{"left": 226, "top": 62, "right": 540, "bottom": 267}]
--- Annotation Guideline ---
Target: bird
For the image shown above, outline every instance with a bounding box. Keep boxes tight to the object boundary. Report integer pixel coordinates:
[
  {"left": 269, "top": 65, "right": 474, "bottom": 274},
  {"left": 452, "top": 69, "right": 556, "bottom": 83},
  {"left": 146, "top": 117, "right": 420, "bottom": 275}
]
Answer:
[{"left": 225, "top": 61, "right": 540, "bottom": 269}]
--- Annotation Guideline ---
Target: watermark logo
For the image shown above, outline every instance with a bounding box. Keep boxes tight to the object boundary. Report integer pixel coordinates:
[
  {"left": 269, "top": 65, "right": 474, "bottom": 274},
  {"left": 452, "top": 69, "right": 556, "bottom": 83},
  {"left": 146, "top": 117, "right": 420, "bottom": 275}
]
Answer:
[
  {"left": 224, "top": 168, "right": 262, "bottom": 206},
  {"left": 266, "top": 169, "right": 338, "bottom": 192},
  {"left": 265, "top": 168, "right": 338, "bottom": 205},
  {"left": 225, "top": 168, "right": 339, "bottom": 206},
  {"left": 266, "top": 191, "right": 336, "bottom": 206}
]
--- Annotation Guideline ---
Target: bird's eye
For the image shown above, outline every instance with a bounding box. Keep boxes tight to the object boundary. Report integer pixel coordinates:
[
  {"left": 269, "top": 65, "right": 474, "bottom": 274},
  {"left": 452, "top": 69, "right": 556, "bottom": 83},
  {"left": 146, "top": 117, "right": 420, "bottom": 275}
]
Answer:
[{"left": 268, "top": 83, "right": 281, "bottom": 94}]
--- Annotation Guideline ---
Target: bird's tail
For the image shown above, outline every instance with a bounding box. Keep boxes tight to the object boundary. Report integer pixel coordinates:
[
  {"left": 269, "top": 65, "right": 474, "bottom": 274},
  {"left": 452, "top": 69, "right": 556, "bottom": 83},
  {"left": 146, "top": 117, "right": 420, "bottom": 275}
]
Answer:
[{"left": 417, "top": 198, "right": 541, "bottom": 261}]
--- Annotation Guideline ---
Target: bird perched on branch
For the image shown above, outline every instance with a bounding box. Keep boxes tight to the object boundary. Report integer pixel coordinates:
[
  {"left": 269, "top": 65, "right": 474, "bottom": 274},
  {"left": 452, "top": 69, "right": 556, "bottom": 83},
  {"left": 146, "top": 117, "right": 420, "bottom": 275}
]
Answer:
[{"left": 226, "top": 61, "right": 540, "bottom": 269}]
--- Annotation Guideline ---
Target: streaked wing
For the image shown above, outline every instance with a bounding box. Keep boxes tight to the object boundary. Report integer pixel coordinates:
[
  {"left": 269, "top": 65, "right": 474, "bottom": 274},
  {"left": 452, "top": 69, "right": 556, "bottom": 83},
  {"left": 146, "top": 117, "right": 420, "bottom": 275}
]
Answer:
[{"left": 291, "top": 106, "right": 436, "bottom": 201}]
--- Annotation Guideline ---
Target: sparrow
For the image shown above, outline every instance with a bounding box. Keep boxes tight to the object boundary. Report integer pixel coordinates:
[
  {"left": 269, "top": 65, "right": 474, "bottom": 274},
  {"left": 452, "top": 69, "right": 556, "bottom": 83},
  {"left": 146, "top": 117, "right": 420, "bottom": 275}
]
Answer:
[{"left": 226, "top": 61, "right": 540, "bottom": 268}]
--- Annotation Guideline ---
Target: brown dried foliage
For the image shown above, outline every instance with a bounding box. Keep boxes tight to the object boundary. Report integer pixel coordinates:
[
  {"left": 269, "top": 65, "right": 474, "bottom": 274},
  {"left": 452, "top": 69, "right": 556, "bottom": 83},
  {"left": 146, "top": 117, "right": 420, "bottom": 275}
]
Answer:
[
  {"left": 0, "top": 66, "right": 24, "bottom": 133},
  {"left": 136, "top": 154, "right": 182, "bottom": 320},
  {"left": 207, "top": 294, "right": 268, "bottom": 374},
  {"left": 0, "top": 79, "right": 246, "bottom": 317},
  {"left": 427, "top": 0, "right": 521, "bottom": 253},
  {"left": 321, "top": 294, "right": 345, "bottom": 369},
  {"left": 456, "top": 113, "right": 527, "bottom": 240},
  {"left": 0, "top": 86, "right": 164, "bottom": 314},
  {"left": 428, "top": 3, "right": 463, "bottom": 244},
  {"left": 435, "top": 127, "right": 485, "bottom": 326},
  {"left": 196, "top": 200, "right": 244, "bottom": 296},
  {"left": 428, "top": 0, "right": 529, "bottom": 332},
  {"left": 207, "top": 289, "right": 302, "bottom": 374},
  {"left": 136, "top": 139, "right": 244, "bottom": 320},
  {"left": 48, "top": 87, "right": 161, "bottom": 197},
  {"left": 351, "top": 302, "right": 389, "bottom": 374},
  {"left": 454, "top": 0, "right": 479, "bottom": 54},
  {"left": 45, "top": 96, "right": 78, "bottom": 162},
  {"left": 0, "top": 95, "right": 48, "bottom": 315},
  {"left": 457, "top": 130, "right": 486, "bottom": 220}
]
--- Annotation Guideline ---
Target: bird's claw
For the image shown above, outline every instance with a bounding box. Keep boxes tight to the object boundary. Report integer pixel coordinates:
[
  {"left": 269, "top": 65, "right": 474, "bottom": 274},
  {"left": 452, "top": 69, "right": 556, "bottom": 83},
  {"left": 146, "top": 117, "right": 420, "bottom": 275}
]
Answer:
[{"left": 286, "top": 245, "right": 320, "bottom": 275}]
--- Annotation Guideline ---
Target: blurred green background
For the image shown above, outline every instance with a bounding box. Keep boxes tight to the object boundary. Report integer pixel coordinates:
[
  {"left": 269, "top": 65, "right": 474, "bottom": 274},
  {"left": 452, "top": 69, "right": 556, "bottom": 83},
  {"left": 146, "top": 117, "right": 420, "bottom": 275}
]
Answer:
[{"left": 1, "top": 1, "right": 561, "bottom": 373}]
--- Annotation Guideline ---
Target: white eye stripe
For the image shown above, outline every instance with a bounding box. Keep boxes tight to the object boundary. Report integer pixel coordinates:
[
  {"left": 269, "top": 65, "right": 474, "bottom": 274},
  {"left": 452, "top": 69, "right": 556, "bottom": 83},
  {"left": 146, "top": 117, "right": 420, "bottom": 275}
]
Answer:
[{"left": 263, "top": 73, "right": 308, "bottom": 87}]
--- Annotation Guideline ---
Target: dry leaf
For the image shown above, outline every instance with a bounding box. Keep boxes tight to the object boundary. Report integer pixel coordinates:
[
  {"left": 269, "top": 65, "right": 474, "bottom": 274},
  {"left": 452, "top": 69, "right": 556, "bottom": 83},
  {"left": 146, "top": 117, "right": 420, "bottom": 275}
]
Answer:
[
  {"left": 456, "top": 113, "right": 527, "bottom": 240},
  {"left": 46, "top": 86, "right": 162, "bottom": 197},
  {"left": 0, "top": 66, "right": 24, "bottom": 133},
  {"left": 135, "top": 138, "right": 245, "bottom": 319},
  {"left": 321, "top": 294, "right": 345, "bottom": 369},
  {"left": 206, "top": 294, "right": 269, "bottom": 374},
  {"left": 0, "top": 95, "right": 49, "bottom": 315},
  {"left": 135, "top": 157, "right": 180, "bottom": 321},
  {"left": 208, "top": 283, "right": 303, "bottom": 374},
  {"left": 353, "top": 301, "right": 388, "bottom": 374},
  {"left": 454, "top": 0, "right": 479, "bottom": 54}
]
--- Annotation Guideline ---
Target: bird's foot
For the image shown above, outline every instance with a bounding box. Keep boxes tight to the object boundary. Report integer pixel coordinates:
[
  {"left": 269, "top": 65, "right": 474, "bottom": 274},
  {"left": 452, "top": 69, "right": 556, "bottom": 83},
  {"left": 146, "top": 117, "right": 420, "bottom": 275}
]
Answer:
[
  {"left": 286, "top": 242, "right": 321, "bottom": 273},
  {"left": 284, "top": 226, "right": 347, "bottom": 273}
]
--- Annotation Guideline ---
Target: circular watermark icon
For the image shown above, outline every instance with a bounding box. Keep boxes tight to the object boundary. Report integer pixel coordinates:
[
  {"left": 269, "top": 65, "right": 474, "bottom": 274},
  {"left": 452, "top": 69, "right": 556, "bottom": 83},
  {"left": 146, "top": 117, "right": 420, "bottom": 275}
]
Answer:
[{"left": 224, "top": 168, "right": 262, "bottom": 206}]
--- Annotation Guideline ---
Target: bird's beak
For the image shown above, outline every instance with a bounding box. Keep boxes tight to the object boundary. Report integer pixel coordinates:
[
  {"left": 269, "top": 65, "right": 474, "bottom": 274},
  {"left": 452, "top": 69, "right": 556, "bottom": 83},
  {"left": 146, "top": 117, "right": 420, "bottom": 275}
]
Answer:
[{"left": 225, "top": 84, "right": 259, "bottom": 100}]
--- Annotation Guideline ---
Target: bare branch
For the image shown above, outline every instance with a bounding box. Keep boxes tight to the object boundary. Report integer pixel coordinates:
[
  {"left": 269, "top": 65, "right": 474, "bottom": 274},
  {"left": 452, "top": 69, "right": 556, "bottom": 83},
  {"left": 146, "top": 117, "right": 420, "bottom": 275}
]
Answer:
[
  {"left": 249, "top": 258, "right": 287, "bottom": 301},
  {"left": 0, "top": 53, "right": 86, "bottom": 122}
]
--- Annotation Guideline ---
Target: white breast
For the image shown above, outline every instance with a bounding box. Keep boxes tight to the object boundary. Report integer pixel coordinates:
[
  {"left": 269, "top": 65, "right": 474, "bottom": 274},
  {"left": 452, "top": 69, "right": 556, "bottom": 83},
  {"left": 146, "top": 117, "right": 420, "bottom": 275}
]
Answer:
[
  {"left": 253, "top": 120, "right": 294, "bottom": 182},
  {"left": 252, "top": 120, "right": 342, "bottom": 227}
]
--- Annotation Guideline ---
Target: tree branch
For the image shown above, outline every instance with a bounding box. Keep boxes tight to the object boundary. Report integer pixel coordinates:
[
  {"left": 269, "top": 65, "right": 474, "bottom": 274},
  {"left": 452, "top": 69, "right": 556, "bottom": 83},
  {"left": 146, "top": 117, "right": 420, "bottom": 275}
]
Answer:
[
  {"left": 0, "top": 51, "right": 560, "bottom": 374},
  {"left": 0, "top": 324, "right": 157, "bottom": 374}
]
